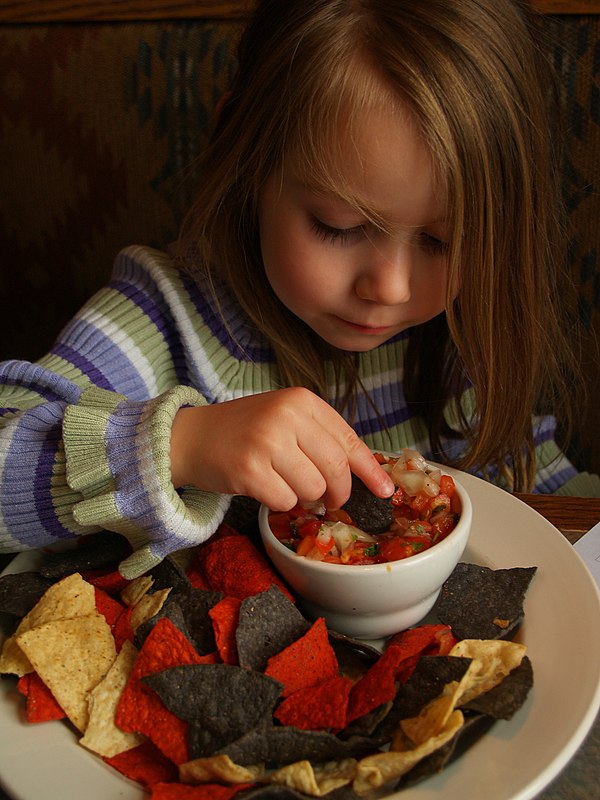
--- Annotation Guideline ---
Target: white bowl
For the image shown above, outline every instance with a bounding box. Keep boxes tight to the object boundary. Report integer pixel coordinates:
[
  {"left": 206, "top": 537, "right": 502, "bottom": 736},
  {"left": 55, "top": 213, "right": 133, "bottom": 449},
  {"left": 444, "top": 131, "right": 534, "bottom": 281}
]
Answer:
[{"left": 259, "top": 476, "right": 472, "bottom": 639}]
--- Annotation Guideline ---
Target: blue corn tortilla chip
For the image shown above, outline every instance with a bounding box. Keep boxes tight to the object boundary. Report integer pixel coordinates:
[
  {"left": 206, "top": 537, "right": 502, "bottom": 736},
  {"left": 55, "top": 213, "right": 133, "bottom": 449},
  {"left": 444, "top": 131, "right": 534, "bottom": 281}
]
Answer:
[
  {"left": 217, "top": 725, "right": 376, "bottom": 767},
  {"left": 462, "top": 655, "right": 534, "bottom": 719},
  {"left": 38, "top": 531, "right": 131, "bottom": 578},
  {"left": 341, "top": 474, "right": 393, "bottom": 534},
  {"left": 236, "top": 585, "right": 310, "bottom": 671},
  {"left": 0, "top": 571, "right": 55, "bottom": 618},
  {"left": 397, "top": 712, "right": 495, "bottom": 789},
  {"left": 143, "top": 663, "right": 283, "bottom": 758},
  {"left": 434, "top": 563, "right": 537, "bottom": 639}
]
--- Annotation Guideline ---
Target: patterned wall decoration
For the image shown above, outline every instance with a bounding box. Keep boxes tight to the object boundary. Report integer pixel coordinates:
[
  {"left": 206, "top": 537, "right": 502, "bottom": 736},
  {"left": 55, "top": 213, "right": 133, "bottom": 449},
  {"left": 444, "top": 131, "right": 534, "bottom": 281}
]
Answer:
[{"left": 0, "top": 15, "right": 598, "bottom": 475}]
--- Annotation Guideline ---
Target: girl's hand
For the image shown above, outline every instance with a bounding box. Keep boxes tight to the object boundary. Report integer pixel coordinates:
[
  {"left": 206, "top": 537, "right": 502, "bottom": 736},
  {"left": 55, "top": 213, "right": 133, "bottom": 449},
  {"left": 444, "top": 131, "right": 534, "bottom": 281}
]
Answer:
[{"left": 170, "top": 387, "right": 395, "bottom": 511}]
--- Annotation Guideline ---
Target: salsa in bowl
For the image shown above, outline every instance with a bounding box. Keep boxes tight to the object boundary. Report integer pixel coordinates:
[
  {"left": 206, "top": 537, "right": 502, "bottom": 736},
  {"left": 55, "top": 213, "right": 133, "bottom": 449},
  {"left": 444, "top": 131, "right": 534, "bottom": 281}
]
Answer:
[
  {"left": 266, "top": 450, "right": 461, "bottom": 565},
  {"left": 259, "top": 450, "right": 472, "bottom": 639}
]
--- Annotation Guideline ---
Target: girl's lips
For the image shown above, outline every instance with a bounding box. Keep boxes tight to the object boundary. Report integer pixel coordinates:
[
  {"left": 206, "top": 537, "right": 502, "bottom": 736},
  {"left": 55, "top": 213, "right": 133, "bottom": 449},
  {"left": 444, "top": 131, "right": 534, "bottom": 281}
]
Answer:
[{"left": 338, "top": 317, "right": 395, "bottom": 335}]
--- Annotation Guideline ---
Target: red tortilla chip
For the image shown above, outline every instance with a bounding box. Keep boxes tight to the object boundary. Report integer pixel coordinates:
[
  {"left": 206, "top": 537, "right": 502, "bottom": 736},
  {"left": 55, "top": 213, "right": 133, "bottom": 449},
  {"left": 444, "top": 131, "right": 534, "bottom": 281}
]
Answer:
[
  {"left": 346, "top": 644, "right": 410, "bottom": 724},
  {"left": 17, "top": 672, "right": 65, "bottom": 723},
  {"left": 194, "top": 532, "right": 293, "bottom": 601},
  {"left": 82, "top": 568, "right": 131, "bottom": 594},
  {"left": 94, "top": 587, "right": 125, "bottom": 627},
  {"left": 112, "top": 606, "right": 135, "bottom": 652},
  {"left": 185, "top": 562, "right": 210, "bottom": 589},
  {"left": 387, "top": 623, "right": 457, "bottom": 657},
  {"left": 105, "top": 740, "right": 178, "bottom": 786},
  {"left": 274, "top": 674, "right": 352, "bottom": 730},
  {"left": 150, "top": 783, "right": 252, "bottom": 800},
  {"left": 116, "top": 618, "right": 210, "bottom": 764},
  {"left": 264, "top": 617, "right": 338, "bottom": 696},
  {"left": 209, "top": 596, "right": 241, "bottom": 665}
]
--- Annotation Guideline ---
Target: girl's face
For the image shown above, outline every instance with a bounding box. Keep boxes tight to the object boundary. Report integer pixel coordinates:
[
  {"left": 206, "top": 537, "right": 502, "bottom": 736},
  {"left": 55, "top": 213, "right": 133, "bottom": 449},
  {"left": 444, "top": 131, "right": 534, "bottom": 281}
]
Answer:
[{"left": 258, "top": 103, "right": 450, "bottom": 352}]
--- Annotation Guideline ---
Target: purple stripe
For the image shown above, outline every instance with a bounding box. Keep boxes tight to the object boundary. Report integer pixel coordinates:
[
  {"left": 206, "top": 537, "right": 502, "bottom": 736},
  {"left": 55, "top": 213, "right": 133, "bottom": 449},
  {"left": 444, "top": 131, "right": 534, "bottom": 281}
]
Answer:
[
  {"left": 110, "top": 279, "right": 189, "bottom": 384},
  {"left": 2, "top": 411, "right": 76, "bottom": 546},
  {"left": 181, "top": 272, "right": 273, "bottom": 362},
  {"left": 51, "top": 343, "right": 116, "bottom": 392},
  {"left": 0, "top": 360, "right": 83, "bottom": 404}
]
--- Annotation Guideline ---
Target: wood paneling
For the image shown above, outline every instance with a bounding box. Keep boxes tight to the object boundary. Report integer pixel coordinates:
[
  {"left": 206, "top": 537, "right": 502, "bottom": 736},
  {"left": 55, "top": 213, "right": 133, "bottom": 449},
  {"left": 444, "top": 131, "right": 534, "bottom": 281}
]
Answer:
[{"left": 1, "top": 0, "right": 600, "bottom": 24}]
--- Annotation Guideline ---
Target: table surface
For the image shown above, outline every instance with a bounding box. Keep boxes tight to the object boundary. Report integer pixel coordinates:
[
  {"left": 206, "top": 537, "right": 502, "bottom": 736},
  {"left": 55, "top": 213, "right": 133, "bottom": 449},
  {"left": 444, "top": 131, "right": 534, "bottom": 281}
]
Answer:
[{"left": 0, "top": 493, "right": 598, "bottom": 800}]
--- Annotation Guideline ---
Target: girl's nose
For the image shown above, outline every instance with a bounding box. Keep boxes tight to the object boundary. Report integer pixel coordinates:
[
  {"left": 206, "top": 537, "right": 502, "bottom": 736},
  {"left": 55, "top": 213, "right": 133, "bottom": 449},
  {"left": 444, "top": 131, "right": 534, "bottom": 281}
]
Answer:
[{"left": 354, "top": 241, "right": 413, "bottom": 306}]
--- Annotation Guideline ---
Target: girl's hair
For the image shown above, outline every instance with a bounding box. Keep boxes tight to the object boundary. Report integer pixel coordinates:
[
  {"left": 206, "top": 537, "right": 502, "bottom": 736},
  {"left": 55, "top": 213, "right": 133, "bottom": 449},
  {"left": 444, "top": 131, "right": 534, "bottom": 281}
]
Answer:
[{"left": 178, "top": 0, "right": 578, "bottom": 492}]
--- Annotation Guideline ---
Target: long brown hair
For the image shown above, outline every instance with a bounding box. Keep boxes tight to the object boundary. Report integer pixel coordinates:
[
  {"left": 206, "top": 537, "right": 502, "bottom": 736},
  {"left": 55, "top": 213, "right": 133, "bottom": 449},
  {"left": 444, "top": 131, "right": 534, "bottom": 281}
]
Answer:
[{"left": 178, "top": 0, "right": 578, "bottom": 491}]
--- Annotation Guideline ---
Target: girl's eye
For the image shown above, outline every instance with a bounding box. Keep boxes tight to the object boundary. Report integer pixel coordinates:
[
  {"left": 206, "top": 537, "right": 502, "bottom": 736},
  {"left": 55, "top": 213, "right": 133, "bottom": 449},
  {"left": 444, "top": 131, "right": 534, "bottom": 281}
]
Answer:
[
  {"left": 309, "top": 216, "right": 365, "bottom": 245},
  {"left": 419, "top": 232, "right": 449, "bottom": 256}
]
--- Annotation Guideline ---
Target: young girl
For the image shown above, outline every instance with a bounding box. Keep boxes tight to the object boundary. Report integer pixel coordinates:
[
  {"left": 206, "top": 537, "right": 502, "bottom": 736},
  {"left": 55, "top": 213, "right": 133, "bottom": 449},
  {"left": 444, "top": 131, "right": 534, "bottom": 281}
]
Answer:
[{"left": 0, "top": 0, "right": 597, "bottom": 578}]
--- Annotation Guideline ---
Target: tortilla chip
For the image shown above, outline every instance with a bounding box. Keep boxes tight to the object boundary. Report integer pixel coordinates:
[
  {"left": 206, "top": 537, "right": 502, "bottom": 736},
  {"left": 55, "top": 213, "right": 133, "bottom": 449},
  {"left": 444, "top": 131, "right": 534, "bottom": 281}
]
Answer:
[
  {"left": 236, "top": 585, "right": 310, "bottom": 671},
  {"left": 105, "top": 740, "right": 178, "bottom": 787},
  {"left": 352, "top": 710, "right": 464, "bottom": 795},
  {"left": 450, "top": 639, "right": 527, "bottom": 705},
  {"left": 115, "top": 617, "right": 209, "bottom": 765},
  {"left": 209, "top": 596, "right": 241, "bottom": 665},
  {"left": 79, "top": 640, "right": 145, "bottom": 757},
  {"left": 144, "top": 663, "right": 282, "bottom": 759},
  {"left": 17, "top": 671, "right": 66, "bottom": 723},
  {"left": 0, "top": 571, "right": 55, "bottom": 618},
  {"left": 0, "top": 572, "right": 97, "bottom": 676},
  {"left": 121, "top": 575, "right": 154, "bottom": 607},
  {"left": 265, "top": 617, "right": 338, "bottom": 697},
  {"left": 435, "top": 564, "right": 537, "bottom": 640},
  {"left": 130, "top": 588, "right": 172, "bottom": 632},
  {"left": 195, "top": 532, "right": 293, "bottom": 601},
  {"left": 274, "top": 674, "right": 352, "bottom": 731},
  {"left": 38, "top": 531, "right": 131, "bottom": 579},
  {"left": 268, "top": 758, "right": 357, "bottom": 796},
  {"left": 179, "top": 754, "right": 264, "bottom": 785},
  {"left": 462, "top": 655, "right": 534, "bottom": 719},
  {"left": 16, "top": 612, "right": 116, "bottom": 731}
]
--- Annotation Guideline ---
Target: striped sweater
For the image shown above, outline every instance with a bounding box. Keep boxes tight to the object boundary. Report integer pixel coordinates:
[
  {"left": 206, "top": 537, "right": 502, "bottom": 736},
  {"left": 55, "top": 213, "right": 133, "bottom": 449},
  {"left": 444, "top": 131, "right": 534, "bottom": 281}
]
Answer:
[{"left": 1, "top": 245, "right": 597, "bottom": 577}]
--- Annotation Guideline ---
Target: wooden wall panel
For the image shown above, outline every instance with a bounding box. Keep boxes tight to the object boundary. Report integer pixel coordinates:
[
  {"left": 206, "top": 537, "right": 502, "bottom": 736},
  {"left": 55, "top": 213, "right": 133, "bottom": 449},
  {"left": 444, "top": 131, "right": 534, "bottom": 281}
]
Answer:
[{"left": 1, "top": 0, "right": 600, "bottom": 24}]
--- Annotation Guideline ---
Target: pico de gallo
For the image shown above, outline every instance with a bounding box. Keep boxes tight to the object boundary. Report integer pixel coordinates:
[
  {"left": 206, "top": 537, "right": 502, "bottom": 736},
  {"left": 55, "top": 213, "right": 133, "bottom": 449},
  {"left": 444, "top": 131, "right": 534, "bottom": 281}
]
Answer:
[{"left": 268, "top": 449, "right": 461, "bottom": 565}]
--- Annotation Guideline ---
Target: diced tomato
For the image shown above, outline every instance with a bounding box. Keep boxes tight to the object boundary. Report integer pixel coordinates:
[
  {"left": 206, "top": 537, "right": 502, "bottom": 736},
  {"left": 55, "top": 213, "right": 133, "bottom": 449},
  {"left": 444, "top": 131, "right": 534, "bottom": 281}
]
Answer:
[
  {"left": 439, "top": 474, "right": 455, "bottom": 497},
  {"left": 297, "top": 519, "right": 323, "bottom": 539},
  {"left": 409, "top": 491, "right": 430, "bottom": 513},
  {"left": 314, "top": 533, "right": 334, "bottom": 556},
  {"left": 430, "top": 512, "right": 457, "bottom": 541},
  {"left": 268, "top": 512, "right": 294, "bottom": 540},
  {"left": 378, "top": 538, "right": 415, "bottom": 562},
  {"left": 296, "top": 535, "right": 317, "bottom": 557}
]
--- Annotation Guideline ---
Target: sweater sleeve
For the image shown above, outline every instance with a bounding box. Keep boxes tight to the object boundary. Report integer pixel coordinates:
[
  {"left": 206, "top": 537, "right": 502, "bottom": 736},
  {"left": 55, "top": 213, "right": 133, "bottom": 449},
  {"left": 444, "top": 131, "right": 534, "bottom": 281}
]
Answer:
[
  {"left": 63, "top": 384, "right": 230, "bottom": 578},
  {"left": 0, "top": 248, "right": 232, "bottom": 578}
]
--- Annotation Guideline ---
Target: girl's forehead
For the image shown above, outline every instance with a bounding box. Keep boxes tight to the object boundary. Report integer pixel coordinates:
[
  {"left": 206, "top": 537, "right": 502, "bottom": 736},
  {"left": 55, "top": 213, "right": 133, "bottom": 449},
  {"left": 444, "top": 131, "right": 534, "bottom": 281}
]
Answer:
[{"left": 287, "top": 101, "right": 448, "bottom": 228}]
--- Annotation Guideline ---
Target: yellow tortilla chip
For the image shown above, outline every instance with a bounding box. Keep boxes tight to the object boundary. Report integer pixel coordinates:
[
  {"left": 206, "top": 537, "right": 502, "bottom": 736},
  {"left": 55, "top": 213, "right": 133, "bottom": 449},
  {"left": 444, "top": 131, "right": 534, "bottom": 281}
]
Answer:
[
  {"left": 16, "top": 612, "right": 116, "bottom": 731},
  {"left": 121, "top": 575, "right": 154, "bottom": 607},
  {"left": 396, "top": 660, "right": 480, "bottom": 748},
  {"left": 0, "top": 572, "right": 96, "bottom": 676},
  {"left": 179, "top": 754, "right": 264, "bottom": 784},
  {"left": 268, "top": 759, "right": 357, "bottom": 797},
  {"left": 450, "top": 639, "right": 526, "bottom": 705},
  {"left": 79, "top": 640, "right": 144, "bottom": 757},
  {"left": 130, "top": 587, "right": 171, "bottom": 632},
  {"left": 353, "top": 710, "right": 464, "bottom": 795}
]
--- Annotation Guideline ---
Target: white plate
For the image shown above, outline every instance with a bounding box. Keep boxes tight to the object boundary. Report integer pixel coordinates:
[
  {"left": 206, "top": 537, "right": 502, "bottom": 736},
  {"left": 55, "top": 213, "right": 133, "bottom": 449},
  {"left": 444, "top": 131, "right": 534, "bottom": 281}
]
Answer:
[{"left": 1, "top": 470, "right": 599, "bottom": 800}]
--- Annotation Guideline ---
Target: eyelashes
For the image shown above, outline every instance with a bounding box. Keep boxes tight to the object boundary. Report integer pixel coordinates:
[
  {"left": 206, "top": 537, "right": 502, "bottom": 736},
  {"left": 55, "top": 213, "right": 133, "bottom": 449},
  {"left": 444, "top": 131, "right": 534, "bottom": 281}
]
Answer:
[
  {"left": 309, "top": 215, "right": 448, "bottom": 255},
  {"left": 309, "top": 216, "right": 363, "bottom": 246}
]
